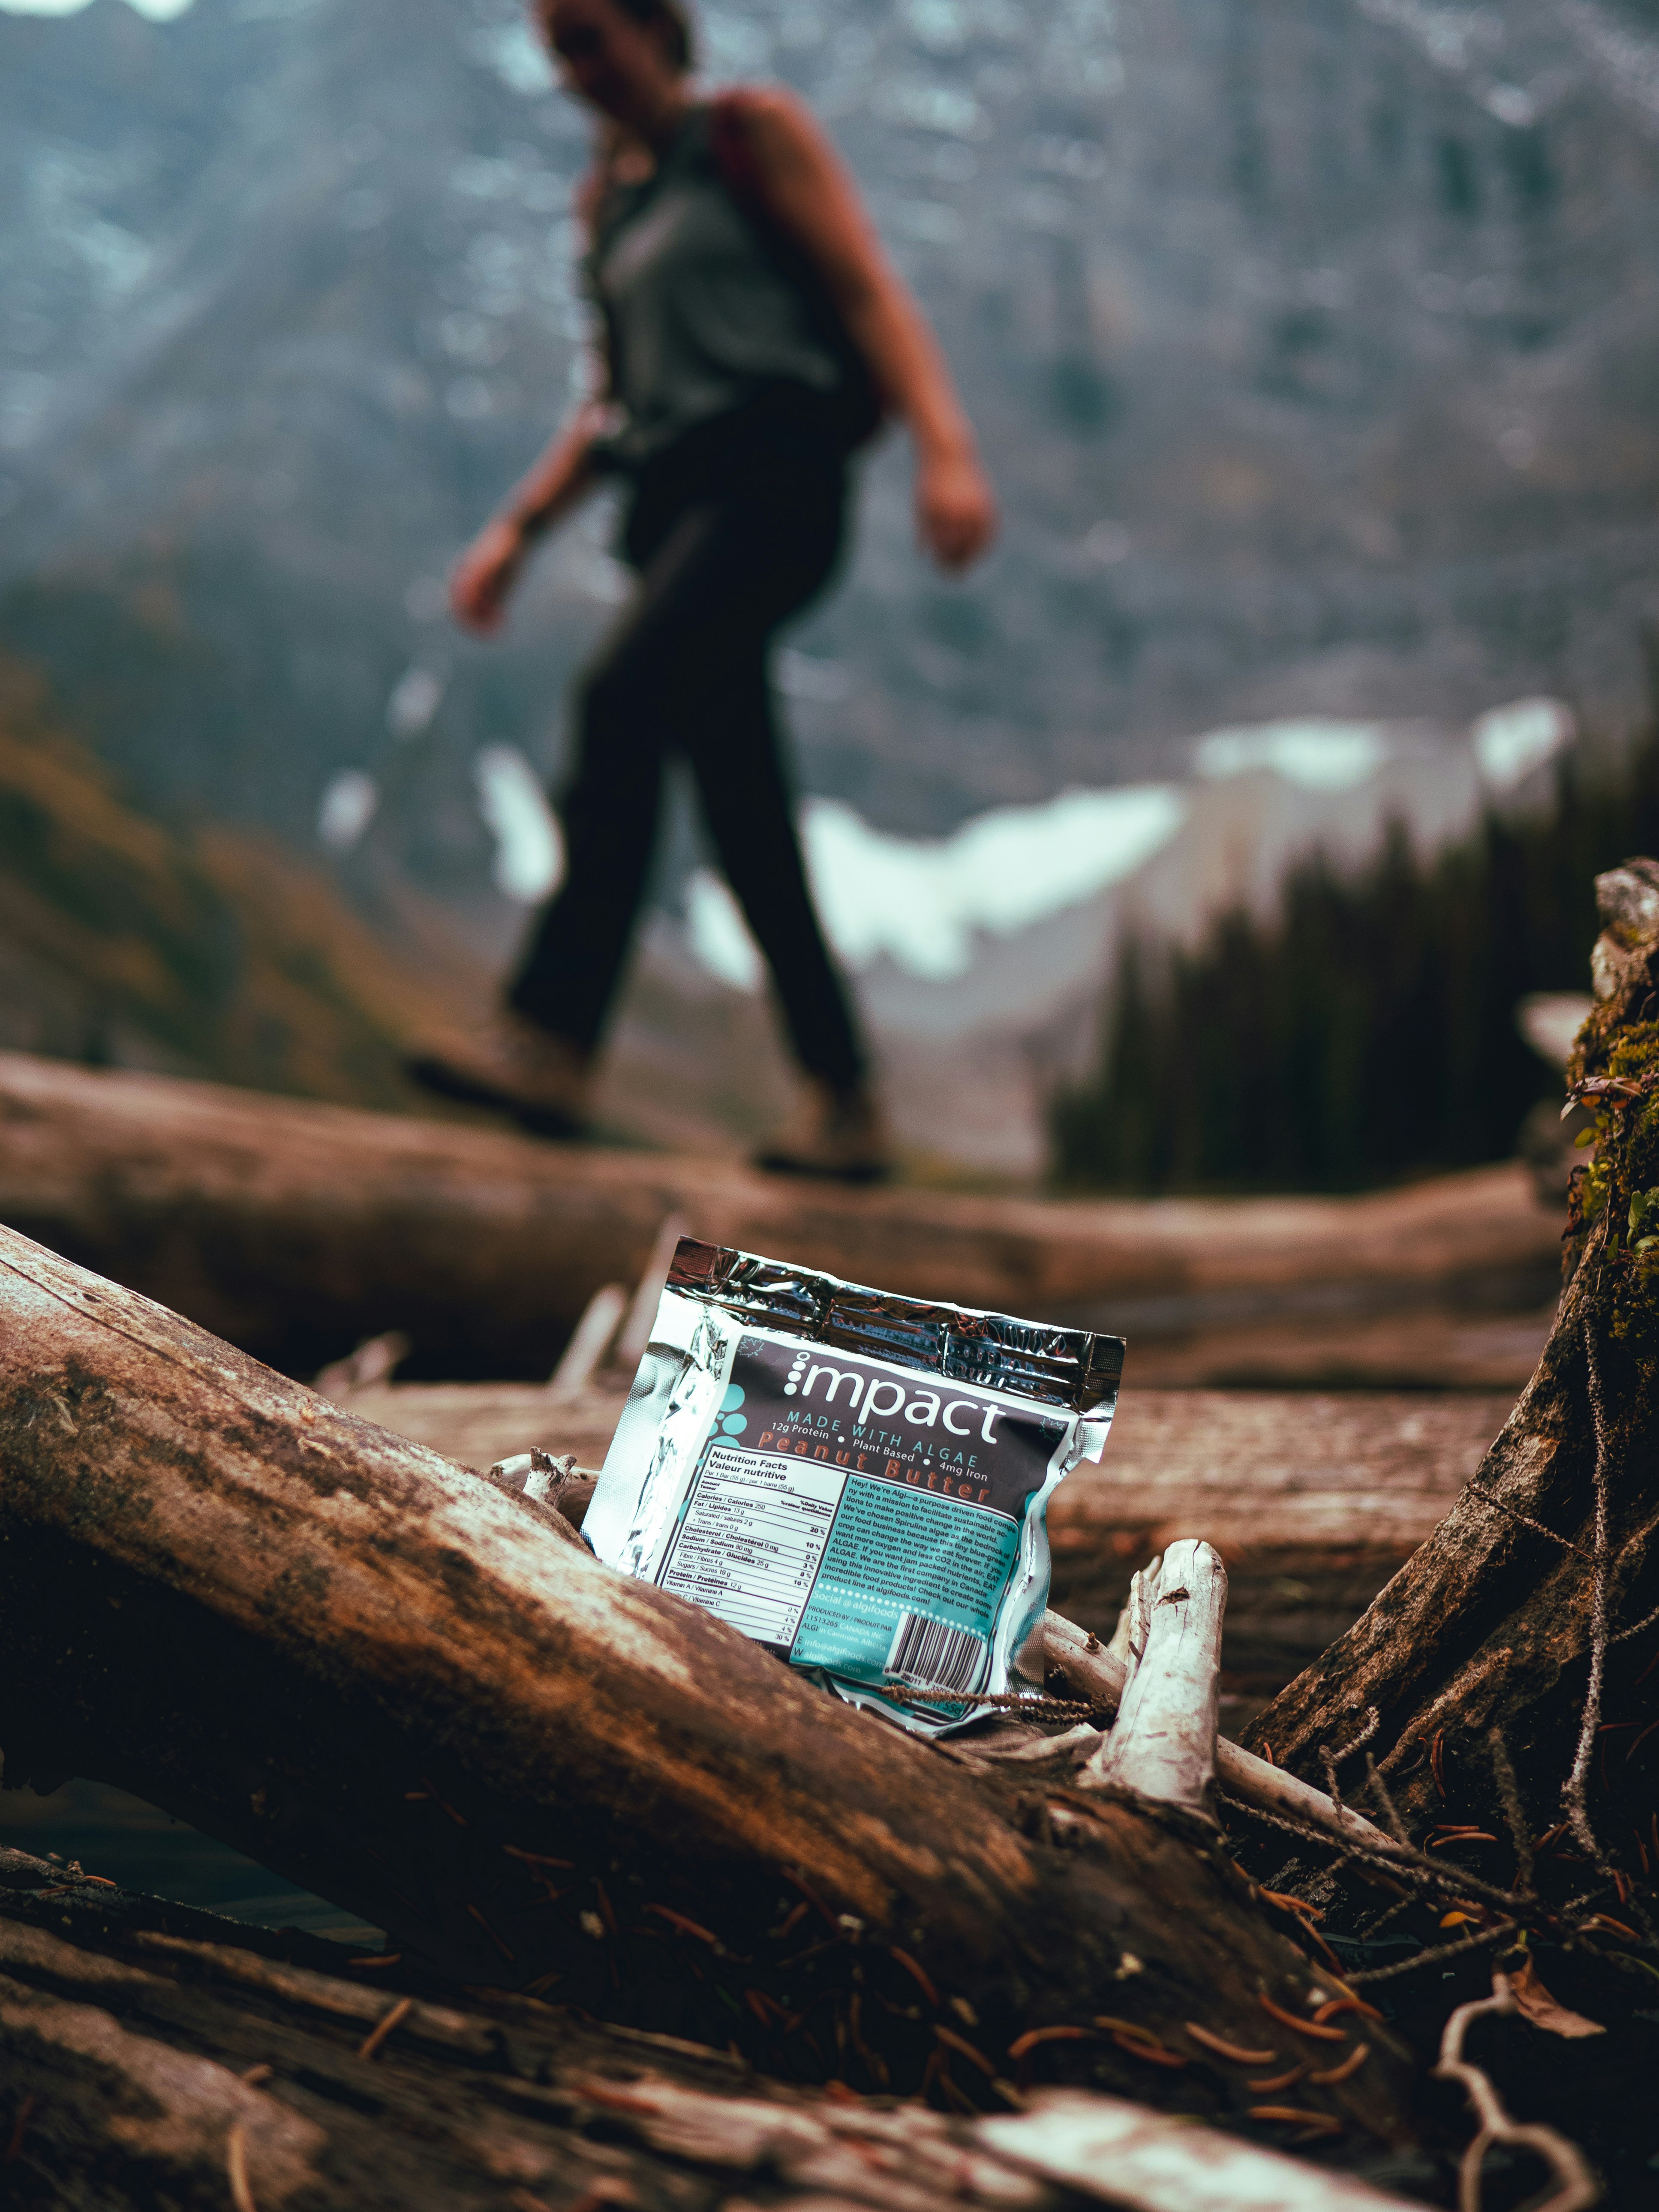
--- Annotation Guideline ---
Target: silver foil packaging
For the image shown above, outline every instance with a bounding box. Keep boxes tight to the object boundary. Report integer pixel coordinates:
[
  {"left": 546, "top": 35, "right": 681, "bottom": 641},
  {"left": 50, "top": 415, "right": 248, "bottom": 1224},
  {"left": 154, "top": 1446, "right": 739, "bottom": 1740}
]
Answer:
[{"left": 583, "top": 1237, "right": 1125, "bottom": 1735}]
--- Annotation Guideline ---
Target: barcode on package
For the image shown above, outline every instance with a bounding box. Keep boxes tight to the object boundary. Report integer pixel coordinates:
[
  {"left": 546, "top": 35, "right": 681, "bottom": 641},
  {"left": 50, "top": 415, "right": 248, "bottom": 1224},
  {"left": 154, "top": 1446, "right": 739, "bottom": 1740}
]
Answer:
[{"left": 884, "top": 1610, "right": 986, "bottom": 1695}]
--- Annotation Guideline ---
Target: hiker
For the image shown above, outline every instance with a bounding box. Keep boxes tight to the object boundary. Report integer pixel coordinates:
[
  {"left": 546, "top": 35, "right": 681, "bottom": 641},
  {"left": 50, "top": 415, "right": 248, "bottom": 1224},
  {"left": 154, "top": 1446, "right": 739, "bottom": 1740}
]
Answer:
[{"left": 410, "top": 0, "right": 995, "bottom": 1181}]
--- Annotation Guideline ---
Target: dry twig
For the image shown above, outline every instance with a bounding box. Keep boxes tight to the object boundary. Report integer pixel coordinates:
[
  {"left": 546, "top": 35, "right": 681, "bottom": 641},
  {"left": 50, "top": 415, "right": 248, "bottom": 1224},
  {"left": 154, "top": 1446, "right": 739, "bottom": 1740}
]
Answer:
[
  {"left": 1376, "top": 1650, "right": 1514, "bottom": 1782},
  {"left": 1317, "top": 1707, "right": 1381, "bottom": 1823},
  {"left": 1347, "top": 1923, "right": 1516, "bottom": 1987},
  {"left": 1611, "top": 1596, "right": 1659, "bottom": 1647},
  {"left": 1466, "top": 1484, "right": 1594, "bottom": 1562},
  {"left": 1488, "top": 1730, "right": 1535, "bottom": 1898}
]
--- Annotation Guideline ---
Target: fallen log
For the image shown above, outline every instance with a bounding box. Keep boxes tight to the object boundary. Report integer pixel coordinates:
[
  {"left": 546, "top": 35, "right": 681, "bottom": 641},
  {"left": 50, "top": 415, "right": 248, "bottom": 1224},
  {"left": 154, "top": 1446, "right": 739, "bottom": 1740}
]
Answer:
[
  {"left": 349, "top": 1380, "right": 1510, "bottom": 1560},
  {"left": 0, "top": 1048, "right": 1560, "bottom": 1379},
  {"left": 0, "top": 1846, "right": 1424, "bottom": 2212},
  {"left": 0, "top": 1222, "right": 1422, "bottom": 2153}
]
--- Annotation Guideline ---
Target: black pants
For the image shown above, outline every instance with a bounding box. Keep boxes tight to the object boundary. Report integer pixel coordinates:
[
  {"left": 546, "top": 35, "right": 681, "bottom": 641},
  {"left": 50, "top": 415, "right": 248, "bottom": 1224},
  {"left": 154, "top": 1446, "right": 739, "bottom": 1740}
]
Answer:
[{"left": 508, "top": 463, "right": 867, "bottom": 1093}]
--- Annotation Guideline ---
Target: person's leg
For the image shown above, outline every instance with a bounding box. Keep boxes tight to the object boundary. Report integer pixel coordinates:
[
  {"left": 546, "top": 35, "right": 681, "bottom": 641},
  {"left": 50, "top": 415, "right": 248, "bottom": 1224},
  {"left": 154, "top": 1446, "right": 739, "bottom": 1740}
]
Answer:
[
  {"left": 671, "top": 485, "right": 888, "bottom": 1176},
  {"left": 410, "top": 522, "right": 710, "bottom": 1132},
  {"left": 510, "top": 486, "right": 847, "bottom": 1048},
  {"left": 422, "top": 481, "right": 879, "bottom": 1161},
  {"left": 687, "top": 654, "right": 866, "bottom": 1095},
  {"left": 406, "top": 639, "right": 660, "bottom": 1126},
  {"left": 654, "top": 478, "right": 865, "bottom": 1088},
  {"left": 508, "top": 490, "right": 812, "bottom": 1046},
  {"left": 506, "top": 633, "right": 669, "bottom": 1052}
]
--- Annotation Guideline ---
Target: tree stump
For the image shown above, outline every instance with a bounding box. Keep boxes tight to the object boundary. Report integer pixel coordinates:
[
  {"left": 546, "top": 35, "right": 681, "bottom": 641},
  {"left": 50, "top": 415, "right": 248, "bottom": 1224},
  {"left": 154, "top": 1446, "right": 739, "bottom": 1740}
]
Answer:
[
  {"left": 1245, "top": 862, "right": 1659, "bottom": 1863},
  {"left": 1233, "top": 864, "right": 1659, "bottom": 2207}
]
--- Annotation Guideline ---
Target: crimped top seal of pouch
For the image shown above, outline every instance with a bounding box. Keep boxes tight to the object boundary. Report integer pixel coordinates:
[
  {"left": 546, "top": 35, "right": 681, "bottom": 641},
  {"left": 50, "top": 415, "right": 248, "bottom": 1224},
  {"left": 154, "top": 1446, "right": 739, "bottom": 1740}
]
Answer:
[{"left": 667, "top": 1236, "right": 1125, "bottom": 1416}]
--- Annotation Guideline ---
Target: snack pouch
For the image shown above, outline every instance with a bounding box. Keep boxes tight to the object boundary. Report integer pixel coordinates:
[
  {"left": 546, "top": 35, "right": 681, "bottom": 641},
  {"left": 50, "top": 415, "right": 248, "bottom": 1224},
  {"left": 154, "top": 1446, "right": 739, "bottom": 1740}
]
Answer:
[{"left": 583, "top": 1237, "right": 1125, "bottom": 1735}]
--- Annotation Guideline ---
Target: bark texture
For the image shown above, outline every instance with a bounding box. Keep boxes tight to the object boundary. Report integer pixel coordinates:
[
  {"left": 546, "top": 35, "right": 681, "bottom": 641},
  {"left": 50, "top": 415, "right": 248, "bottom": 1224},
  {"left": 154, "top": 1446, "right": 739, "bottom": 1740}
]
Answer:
[{"left": 0, "top": 1225, "right": 1418, "bottom": 2148}]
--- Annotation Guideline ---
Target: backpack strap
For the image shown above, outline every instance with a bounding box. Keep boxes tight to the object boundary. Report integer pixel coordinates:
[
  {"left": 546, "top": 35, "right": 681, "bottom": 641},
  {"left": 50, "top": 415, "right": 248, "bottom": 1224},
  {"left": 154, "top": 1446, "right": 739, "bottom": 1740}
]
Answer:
[
  {"left": 706, "top": 90, "right": 769, "bottom": 221},
  {"left": 705, "top": 90, "right": 885, "bottom": 449}
]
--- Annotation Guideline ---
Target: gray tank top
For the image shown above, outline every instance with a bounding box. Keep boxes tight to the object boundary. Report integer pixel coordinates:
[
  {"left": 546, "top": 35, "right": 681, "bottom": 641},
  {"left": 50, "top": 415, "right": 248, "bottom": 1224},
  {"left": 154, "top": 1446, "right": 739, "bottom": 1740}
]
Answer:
[{"left": 587, "top": 105, "right": 850, "bottom": 471}]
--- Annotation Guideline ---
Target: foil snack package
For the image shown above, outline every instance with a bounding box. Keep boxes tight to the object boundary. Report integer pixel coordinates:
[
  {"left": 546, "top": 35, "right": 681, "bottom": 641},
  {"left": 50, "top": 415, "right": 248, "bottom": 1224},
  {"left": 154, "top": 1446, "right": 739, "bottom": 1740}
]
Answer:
[{"left": 583, "top": 1237, "right": 1125, "bottom": 1735}]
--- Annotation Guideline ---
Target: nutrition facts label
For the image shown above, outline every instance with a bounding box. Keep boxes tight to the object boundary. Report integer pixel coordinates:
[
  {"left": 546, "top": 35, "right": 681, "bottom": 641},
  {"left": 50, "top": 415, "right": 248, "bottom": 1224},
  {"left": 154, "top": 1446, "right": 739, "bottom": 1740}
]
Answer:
[{"left": 658, "top": 1443, "right": 849, "bottom": 1647}]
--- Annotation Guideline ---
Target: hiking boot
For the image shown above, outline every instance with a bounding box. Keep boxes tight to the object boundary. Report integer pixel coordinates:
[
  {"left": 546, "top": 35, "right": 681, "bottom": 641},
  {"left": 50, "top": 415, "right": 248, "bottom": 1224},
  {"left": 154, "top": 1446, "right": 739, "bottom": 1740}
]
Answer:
[
  {"left": 406, "top": 1013, "right": 593, "bottom": 1139},
  {"left": 755, "top": 1080, "right": 892, "bottom": 1184}
]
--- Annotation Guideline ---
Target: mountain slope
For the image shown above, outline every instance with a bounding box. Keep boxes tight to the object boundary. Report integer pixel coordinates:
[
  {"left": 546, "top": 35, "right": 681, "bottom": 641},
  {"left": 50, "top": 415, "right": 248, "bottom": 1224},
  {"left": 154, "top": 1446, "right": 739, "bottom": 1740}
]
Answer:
[{"left": 0, "top": 657, "right": 465, "bottom": 1105}]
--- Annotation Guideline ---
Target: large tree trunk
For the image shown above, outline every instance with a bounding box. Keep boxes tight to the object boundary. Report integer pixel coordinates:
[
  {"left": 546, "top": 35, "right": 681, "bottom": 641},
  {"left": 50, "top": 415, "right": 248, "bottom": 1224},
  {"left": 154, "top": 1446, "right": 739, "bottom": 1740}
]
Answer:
[
  {"left": 0, "top": 1048, "right": 1558, "bottom": 1380},
  {"left": 0, "top": 1223, "right": 1421, "bottom": 2153},
  {"left": 1246, "top": 863, "right": 1659, "bottom": 1863}
]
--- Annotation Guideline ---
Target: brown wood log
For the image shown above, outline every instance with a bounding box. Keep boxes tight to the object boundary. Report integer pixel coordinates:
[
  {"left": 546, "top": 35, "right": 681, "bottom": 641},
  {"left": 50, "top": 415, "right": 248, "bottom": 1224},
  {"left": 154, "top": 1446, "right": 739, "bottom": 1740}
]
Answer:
[
  {"left": 0, "top": 1223, "right": 1422, "bottom": 2152},
  {"left": 0, "top": 1847, "right": 1423, "bottom": 2212},
  {"left": 347, "top": 1382, "right": 1511, "bottom": 1560},
  {"left": 0, "top": 1048, "right": 1558, "bottom": 1380},
  {"left": 1244, "top": 865, "right": 1659, "bottom": 1862}
]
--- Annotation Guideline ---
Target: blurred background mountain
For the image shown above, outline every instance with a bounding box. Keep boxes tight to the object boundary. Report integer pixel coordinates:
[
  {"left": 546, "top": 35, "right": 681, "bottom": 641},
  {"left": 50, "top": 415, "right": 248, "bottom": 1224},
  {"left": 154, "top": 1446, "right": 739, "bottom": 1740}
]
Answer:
[
  {"left": 0, "top": 656, "right": 455, "bottom": 1102},
  {"left": 4, "top": 0, "right": 1659, "bottom": 1177}
]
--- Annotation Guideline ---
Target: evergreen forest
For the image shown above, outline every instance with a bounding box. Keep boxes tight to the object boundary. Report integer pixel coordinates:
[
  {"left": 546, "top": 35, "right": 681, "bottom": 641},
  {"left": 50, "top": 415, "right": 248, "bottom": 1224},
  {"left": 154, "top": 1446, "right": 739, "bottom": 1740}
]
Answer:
[{"left": 1051, "top": 686, "right": 1659, "bottom": 1195}]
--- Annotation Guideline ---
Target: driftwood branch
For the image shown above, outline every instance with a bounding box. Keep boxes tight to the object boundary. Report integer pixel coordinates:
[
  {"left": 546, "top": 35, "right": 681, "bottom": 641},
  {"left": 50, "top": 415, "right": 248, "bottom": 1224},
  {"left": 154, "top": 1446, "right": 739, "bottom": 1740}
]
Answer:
[
  {"left": 1045, "top": 1614, "right": 1404, "bottom": 1859},
  {"left": 1080, "top": 1539, "right": 1225, "bottom": 1820}
]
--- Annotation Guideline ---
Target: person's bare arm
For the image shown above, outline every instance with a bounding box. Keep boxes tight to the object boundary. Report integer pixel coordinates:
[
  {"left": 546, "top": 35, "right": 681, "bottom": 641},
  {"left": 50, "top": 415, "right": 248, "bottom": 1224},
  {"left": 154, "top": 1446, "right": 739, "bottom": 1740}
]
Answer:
[
  {"left": 727, "top": 87, "right": 996, "bottom": 571},
  {"left": 451, "top": 406, "right": 607, "bottom": 634},
  {"left": 453, "top": 161, "right": 616, "bottom": 637}
]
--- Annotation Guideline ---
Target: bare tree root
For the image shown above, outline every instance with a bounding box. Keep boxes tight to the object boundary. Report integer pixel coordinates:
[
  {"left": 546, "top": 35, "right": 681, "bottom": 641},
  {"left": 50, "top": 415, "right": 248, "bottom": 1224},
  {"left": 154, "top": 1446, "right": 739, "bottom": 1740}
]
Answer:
[{"left": 1436, "top": 1976, "right": 1599, "bottom": 2212}]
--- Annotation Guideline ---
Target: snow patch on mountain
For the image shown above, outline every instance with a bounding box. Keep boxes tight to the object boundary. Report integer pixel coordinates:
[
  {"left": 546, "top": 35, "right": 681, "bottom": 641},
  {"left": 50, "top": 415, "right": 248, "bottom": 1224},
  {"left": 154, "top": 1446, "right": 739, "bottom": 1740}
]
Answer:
[{"left": 686, "top": 700, "right": 1571, "bottom": 1001}]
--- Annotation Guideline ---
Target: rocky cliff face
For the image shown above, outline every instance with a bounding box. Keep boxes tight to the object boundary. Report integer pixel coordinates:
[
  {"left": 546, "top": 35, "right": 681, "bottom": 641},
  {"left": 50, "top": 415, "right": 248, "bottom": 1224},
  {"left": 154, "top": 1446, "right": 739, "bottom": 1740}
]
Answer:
[{"left": 4, "top": 0, "right": 1659, "bottom": 1164}]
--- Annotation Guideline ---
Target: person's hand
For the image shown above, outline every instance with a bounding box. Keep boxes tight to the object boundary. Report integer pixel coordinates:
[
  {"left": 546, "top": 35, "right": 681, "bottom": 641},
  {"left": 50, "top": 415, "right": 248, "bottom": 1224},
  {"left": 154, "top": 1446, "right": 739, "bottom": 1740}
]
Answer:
[
  {"left": 916, "top": 449, "right": 997, "bottom": 571},
  {"left": 451, "top": 515, "right": 529, "bottom": 634}
]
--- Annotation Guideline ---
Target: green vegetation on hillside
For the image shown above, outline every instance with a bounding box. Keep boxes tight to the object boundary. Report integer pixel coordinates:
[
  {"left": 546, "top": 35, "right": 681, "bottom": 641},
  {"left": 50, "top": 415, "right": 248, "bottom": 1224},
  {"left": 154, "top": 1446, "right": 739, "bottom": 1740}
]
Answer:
[
  {"left": 1051, "top": 700, "right": 1659, "bottom": 1194},
  {"left": 0, "top": 657, "right": 461, "bottom": 1108}
]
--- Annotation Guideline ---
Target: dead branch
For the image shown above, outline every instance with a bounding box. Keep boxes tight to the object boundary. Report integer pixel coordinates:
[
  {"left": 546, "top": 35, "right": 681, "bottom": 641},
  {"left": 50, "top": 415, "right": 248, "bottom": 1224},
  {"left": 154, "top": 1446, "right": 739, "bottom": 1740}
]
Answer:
[
  {"left": 1046, "top": 1613, "right": 1405, "bottom": 1859},
  {"left": 1079, "top": 1540, "right": 1225, "bottom": 1819}
]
